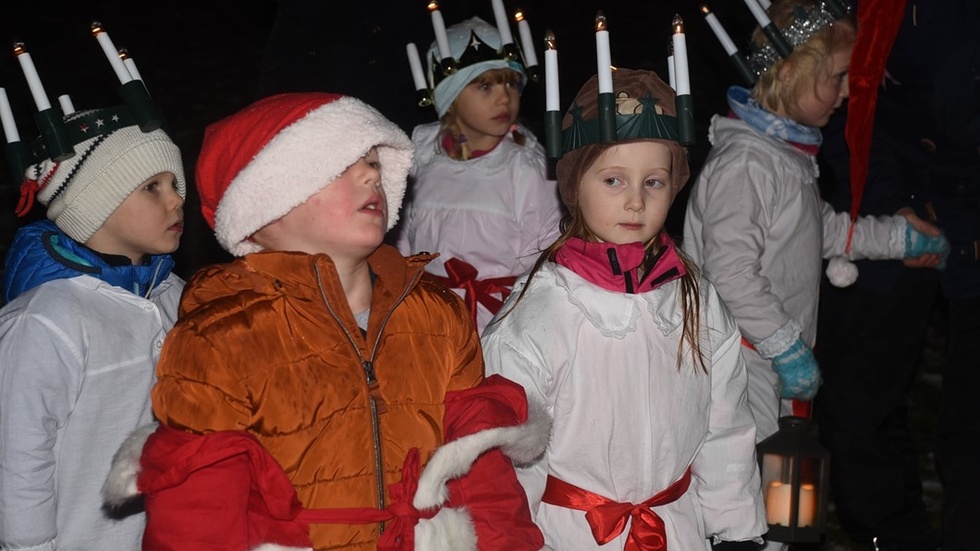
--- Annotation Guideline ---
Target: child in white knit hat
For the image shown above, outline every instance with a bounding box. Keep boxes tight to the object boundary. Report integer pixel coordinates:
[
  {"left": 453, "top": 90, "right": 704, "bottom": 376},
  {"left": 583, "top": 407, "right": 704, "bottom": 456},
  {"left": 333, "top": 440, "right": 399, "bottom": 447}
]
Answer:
[
  {"left": 396, "top": 16, "right": 564, "bottom": 335},
  {"left": 110, "top": 92, "right": 548, "bottom": 551},
  {"left": 0, "top": 105, "right": 186, "bottom": 551}
]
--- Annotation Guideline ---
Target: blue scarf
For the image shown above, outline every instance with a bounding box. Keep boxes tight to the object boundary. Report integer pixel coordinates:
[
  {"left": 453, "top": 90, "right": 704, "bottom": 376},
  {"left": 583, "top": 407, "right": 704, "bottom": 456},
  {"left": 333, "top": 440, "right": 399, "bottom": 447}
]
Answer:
[
  {"left": 2, "top": 219, "right": 176, "bottom": 304},
  {"left": 726, "top": 86, "right": 823, "bottom": 148}
]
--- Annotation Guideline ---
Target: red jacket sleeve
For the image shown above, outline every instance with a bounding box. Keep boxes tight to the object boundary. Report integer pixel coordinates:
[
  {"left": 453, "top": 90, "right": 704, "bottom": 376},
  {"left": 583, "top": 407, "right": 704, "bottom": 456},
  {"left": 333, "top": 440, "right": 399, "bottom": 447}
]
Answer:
[{"left": 439, "top": 375, "right": 547, "bottom": 550}]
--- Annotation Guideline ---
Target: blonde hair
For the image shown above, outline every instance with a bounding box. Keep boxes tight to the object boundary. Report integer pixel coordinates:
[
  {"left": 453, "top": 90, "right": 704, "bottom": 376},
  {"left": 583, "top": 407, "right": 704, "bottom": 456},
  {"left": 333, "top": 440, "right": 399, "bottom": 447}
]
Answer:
[
  {"left": 496, "top": 143, "right": 707, "bottom": 373},
  {"left": 439, "top": 68, "right": 525, "bottom": 160},
  {"left": 751, "top": 0, "right": 856, "bottom": 119}
]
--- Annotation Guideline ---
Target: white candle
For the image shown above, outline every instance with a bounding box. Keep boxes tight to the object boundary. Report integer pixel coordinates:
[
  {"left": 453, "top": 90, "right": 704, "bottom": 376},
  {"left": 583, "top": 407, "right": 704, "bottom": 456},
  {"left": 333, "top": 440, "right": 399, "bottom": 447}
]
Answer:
[
  {"left": 595, "top": 12, "right": 613, "bottom": 94},
  {"left": 757, "top": 0, "right": 772, "bottom": 9},
  {"left": 119, "top": 49, "right": 144, "bottom": 81},
  {"left": 744, "top": 0, "right": 774, "bottom": 29},
  {"left": 406, "top": 43, "right": 427, "bottom": 91},
  {"left": 491, "top": 0, "right": 515, "bottom": 45},
  {"left": 701, "top": 7, "right": 739, "bottom": 56},
  {"left": 544, "top": 31, "right": 559, "bottom": 111},
  {"left": 515, "top": 10, "right": 538, "bottom": 67},
  {"left": 671, "top": 15, "right": 691, "bottom": 96},
  {"left": 58, "top": 94, "right": 76, "bottom": 115},
  {"left": 0, "top": 88, "right": 21, "bottom": 143},
  {"left": 765, "top": 481, "right": 816, "bottom": 527},
  {"left": 667, "top": 54, "right": 676, "bottom": 90},
  {"left": 91, "top": 23, "right": 135, "bottom": 85},
  {"left": 13, "top": 45, "right": 51, "bottom": 111},
  {"left": 427, "top": 2, "right": 452, "bottom": 60}
]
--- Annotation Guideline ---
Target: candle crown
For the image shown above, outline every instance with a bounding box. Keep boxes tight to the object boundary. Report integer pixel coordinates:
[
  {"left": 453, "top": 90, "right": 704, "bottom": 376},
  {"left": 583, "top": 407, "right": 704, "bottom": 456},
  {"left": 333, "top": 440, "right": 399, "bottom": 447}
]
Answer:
[
  {"left": 427, "top": 28, "right": 524, "bottom": 89},
  {"left": 562, "top": 90, "right": 680, "bottom": 155},
  {"left": 745, "top": 1, "right": 852, "bottom": 77}
]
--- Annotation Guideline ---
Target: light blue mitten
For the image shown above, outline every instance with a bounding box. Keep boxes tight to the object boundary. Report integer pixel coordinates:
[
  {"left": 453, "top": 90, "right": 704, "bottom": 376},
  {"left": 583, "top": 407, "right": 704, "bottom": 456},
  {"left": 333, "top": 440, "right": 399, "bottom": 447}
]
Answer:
[
  {"left": 770, "top": 338, "right": 821, "bottom": 400},
  {"left": 905, "top": 224, "right": 950, "bottom": 269}
]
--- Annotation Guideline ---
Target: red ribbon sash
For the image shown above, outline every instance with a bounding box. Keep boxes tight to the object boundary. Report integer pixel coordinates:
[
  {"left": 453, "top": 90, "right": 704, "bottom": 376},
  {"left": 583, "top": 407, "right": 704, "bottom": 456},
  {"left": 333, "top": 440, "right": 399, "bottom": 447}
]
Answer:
[
  {"left": 541, "top": 468, "right": 692, "bottom": 551},
  {"left": 297, "top": 448, "right": 435, "bottom": 551},
  {"left": 429, "top": 257, "right": 517, "bottom": 324}
]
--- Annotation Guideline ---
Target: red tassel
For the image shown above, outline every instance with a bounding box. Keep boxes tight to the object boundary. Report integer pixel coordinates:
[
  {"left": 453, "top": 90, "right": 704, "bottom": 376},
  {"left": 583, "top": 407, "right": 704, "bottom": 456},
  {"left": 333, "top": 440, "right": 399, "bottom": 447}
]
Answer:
[{"left": 15, "top": 179, "right": 39, "bottom": 217}]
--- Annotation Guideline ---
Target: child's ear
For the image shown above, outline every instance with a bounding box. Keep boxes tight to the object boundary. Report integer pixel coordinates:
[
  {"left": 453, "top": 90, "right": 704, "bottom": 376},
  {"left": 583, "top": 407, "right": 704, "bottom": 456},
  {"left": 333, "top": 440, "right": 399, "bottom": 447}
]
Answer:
[{"left": 777, "top": 60, "right": 795, "bottom": 86}]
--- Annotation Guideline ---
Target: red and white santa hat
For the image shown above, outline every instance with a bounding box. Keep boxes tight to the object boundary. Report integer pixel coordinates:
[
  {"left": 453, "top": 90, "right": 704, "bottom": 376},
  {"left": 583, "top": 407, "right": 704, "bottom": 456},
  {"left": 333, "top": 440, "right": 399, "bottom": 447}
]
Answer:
[{"left": 195, "top": 92, "right": 414, "bottom": 256}]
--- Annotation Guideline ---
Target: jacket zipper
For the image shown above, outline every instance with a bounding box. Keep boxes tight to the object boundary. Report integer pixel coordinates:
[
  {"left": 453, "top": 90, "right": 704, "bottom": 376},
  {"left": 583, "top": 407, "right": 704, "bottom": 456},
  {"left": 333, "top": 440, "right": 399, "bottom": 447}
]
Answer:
[{"left": 314, "top": 261, "right": 427, "bottom": 531}]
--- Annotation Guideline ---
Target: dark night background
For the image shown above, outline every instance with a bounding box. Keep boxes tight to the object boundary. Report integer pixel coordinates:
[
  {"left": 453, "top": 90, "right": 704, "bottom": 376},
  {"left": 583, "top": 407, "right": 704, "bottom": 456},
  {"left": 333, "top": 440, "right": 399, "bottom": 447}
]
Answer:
[{"left": 0, "top": 0, "right": 758, "bottom": 279}]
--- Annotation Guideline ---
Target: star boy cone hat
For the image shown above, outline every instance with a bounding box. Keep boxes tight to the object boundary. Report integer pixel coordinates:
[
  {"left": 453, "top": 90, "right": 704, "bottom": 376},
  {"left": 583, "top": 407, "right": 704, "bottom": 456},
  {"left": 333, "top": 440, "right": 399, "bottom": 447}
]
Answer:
[{"left": 195, "top": 92, "right": 414, "bottom": 257}]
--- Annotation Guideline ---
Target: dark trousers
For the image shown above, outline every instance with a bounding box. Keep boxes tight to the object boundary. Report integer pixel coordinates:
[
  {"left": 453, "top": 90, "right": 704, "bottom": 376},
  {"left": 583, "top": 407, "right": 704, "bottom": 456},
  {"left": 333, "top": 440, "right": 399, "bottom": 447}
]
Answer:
[
  {"left": 814, "top": 267, "right": 940, "bottom": 549},
  {"left": 937, "top": 295, "right": 980, "bottom": 551}
]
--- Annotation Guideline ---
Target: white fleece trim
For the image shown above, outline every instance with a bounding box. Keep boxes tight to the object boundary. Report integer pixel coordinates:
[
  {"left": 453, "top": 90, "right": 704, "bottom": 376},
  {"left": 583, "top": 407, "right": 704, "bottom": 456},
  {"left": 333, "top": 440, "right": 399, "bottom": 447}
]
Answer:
[
  {"left": 754, "top": 319, "right": 803, "bottom": 359},
  {"left": 214, "top": 96, "right": 413, "bottom": 256},
  {"left": 413, "top": 396, "right": 552, "bottom": 509},
  {"left": 414, "top": 507, "right": 477, "bottom": 551},
  {"left": 102, "top": 423, "right": 157, "bottom": 507},
  {"left": 249, "top": 545, "right": 313, "bottom": 551}
]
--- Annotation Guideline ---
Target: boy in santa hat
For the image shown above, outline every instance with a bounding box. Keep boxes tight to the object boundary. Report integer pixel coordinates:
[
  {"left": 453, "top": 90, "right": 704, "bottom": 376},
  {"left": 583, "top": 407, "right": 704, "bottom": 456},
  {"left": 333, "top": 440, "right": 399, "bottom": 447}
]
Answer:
[{"left": 103, "top": 92, "right": 548, "bottom": 551}]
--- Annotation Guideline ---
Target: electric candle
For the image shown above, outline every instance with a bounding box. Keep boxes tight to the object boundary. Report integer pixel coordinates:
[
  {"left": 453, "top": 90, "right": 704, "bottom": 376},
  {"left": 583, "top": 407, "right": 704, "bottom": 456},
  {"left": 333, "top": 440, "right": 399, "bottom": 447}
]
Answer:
[
  {"left": 595, "top": 12, "right": 612, "bottom": 94},
  {"left": 765, "top": 481, "right": 816, "bottom": 527},
  {"left": 91, "top": 22, "right": 135, "bottom": 85},
  {"left": 670, "top": 14, "right": 690, "bottom": 96},
  {"left": 544, "top": 31, "right": 559, "bottom": 111},
  {"left": 406, "top": 43, "right": 427, "bottom": 91},
  {"left": 491, "top": 0, "right": 515, "bottom": 46},
  {"left": 758, "top": 0, "right": 772, "bottom": 9},
  {"left": 427, "top": 1, "right": 452, "bottom": 61},
  {"left": 118, "top": 48, "right": 144, "bottom": 81},
  {"left": 514, "top": 9, "right": 538, "bottom": 68},
  {"left": 0, "top": 88, "right": 20, "bottom": 143},
  {"left": 58, "top": 95, "right": 75, "bottom": 116},
  {"left": 667, "top": 39, "right": 676, "bottom": 90},
  {"left": 701, "top": 6, "right": 738, "bottom": 55},
  {"left": 13, "top": 42, "right": 51, "bottom": 111},
  {"left": 743, "top": 0, "right": 792, "bottom": 57}
]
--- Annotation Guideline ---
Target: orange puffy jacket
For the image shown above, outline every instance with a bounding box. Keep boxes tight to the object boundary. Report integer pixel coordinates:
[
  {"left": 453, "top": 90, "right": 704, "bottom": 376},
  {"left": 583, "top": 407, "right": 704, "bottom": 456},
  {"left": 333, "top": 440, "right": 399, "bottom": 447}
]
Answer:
[{"left": 147, "top": 245, "right": 546, "bottom": 550}]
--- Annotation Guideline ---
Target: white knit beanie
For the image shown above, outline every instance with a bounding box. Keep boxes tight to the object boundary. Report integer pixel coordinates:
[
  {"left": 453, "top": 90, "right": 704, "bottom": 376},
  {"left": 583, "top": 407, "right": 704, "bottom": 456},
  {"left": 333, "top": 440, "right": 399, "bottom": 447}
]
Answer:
[
  {"left": 24, "top": 109, "right": 185, "bottom": 243},
  {"left": 426, "top": 16, "right": 526, "bottom": 118}
]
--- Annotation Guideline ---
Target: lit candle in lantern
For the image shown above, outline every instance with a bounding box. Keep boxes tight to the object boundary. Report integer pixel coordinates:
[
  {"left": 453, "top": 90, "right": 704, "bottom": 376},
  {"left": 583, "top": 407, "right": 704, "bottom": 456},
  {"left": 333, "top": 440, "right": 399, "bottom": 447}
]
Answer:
[
  {"left": 491, "top": 0, "right": 515, "bottom": 47},
  {"left": 667, "top": 39, "right": 676, "bottom": 91},
  {"left": 670, "top": 14, "right": 690, "bottom": 96},
  {"left": 594, "top": 11, "right": 613, "bottom": 94},
  {"left": 118, "top": 47, "right": 144, "bottom": 81},
  {"left": 58, "top": 95, "right": 75, "bottom": 116},
  {"left": 13, "top": 42, "right": 51, "bottom": 111},
  {"left": 0, "top": 88, "right": 20, "bottom": 143},
  {"left": 91, "top": 21, "right": 135, "bottom": 85},
  {"left": 743, "top": 0, "right": 792, "bottom": 57},
  {"left": 514, "top": 8, "right": 538, "bottom": 68},
  {"left": 765, "top": 481, "right": 816, "bottom": 527},
  {"left": 427, "top": 1, "right": 452, "bottom": 62}
]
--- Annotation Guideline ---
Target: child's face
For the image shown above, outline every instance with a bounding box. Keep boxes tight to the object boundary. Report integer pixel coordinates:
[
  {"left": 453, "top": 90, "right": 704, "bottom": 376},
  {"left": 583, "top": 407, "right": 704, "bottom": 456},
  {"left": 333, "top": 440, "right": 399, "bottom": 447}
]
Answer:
[
  {"left": 577, "top": 141, "right": 674, "bottom": 245},
  {"left": 451, "top": 71, "right": 521, "bottom": 152},
  {"left": 86, "top": 172, "right": 184, "bottom": 264},
  {"left": 790, "top": 42, "right": 853, "bottom": 128},
  {"left": 251, "top": 148, "right": 387, "bottom": 260}
]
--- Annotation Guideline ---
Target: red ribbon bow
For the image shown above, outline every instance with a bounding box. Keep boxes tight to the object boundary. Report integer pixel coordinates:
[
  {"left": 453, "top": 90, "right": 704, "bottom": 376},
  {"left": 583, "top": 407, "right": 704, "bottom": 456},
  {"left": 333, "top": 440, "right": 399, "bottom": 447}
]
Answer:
[
  {"left": 542, "top": 468, "right": 691, "bottom": 551},
  {"left": 430, "top": 257, "right": 517, "bottom": 324}
]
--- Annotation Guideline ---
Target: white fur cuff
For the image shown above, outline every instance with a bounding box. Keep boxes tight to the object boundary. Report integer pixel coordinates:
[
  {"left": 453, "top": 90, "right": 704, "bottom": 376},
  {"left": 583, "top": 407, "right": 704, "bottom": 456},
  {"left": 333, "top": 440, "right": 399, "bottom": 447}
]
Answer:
[
  {"left": 102, "top": 423, "right": 158, "bottom": 507},
  {"left": 415, "top": 507, "right": 477, "bottom": 551}
]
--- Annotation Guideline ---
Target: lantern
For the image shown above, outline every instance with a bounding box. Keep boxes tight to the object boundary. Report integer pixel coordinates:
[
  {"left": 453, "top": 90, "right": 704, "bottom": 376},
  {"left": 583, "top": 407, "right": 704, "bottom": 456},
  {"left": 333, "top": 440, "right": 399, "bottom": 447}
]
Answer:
[{"left": 756, "top": 416, "right": 831, "bottom": 542}]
